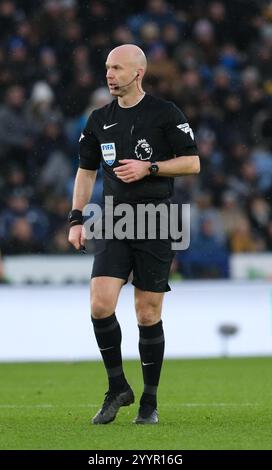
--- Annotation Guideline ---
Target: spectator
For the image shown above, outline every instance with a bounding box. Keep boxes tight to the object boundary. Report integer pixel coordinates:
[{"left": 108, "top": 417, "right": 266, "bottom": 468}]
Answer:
[
  {"left": 177, "top": 217, "right": 229, "bottom": 278},
  {"left": 0, "top": 190, "right": 49, "bottom": 252},
  {"left": 0, "top": 85, "right": 35, "bottom": 172},
  {"left": 230, "top": 217, "right": 257, "bottom": 253}
]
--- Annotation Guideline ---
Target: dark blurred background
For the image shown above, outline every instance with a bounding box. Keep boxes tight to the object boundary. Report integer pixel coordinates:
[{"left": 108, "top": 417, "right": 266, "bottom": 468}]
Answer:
[{"left": 0, "top": 0, "right": 272, "bottom": 280}]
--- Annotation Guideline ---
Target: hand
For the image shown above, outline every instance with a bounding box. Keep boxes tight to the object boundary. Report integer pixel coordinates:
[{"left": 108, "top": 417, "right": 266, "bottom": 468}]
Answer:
[
  {"left": 68, "top": 224, "right": 85, "bottom": 250},
  {"left": 113, "top": 159, "right": 150, "bottom": 183}
]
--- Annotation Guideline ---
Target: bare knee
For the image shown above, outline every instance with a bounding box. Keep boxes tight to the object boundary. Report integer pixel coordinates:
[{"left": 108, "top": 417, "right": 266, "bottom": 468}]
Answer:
[
  {"left": 91, "top": 292, "right": 115, "bottom": 318},
  {"left": 135, "top": 298, "right": 161, "bottom": 326},
  {"left": 91, "top": 294, "right": 116, "bottom": 318},
  {"left": 91, "top": 277, "right": 123, "bottom": 319}
]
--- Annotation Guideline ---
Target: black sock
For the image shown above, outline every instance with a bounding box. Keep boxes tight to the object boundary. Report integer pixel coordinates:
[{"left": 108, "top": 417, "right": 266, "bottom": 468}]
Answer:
[
  {"left": 138, "top": 320, "right": 165, "bottom": 409},
  {"left": 91, "top": 313, "right": 127, "bottom": 392}
]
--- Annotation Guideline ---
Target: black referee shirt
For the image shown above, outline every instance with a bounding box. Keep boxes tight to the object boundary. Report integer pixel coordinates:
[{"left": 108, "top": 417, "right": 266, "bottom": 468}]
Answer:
[{"left": 79, "top": 94, "right": 198, "bottom": 204}]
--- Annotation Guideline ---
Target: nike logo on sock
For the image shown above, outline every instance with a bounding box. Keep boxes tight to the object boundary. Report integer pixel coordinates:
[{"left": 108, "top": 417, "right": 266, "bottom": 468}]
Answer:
[
  {"left": 142, "top": 362, "right": 155, "bottom": 366},
  {"left": 100, "top": 346, "right": 115, "bottom": 351},
  {"left": 103, "top": 123, "right": 118, "bottom": 130}
]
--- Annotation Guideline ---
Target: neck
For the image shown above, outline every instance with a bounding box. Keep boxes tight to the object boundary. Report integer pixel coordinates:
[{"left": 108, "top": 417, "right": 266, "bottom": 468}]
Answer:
[{"left": 118, "top": 90, "right": 145, "bottom": 108}]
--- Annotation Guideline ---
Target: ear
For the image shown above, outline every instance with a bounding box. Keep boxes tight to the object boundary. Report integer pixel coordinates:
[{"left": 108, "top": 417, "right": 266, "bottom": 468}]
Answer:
[{"left": 136, "top": 67, "right": 145, "bottom": 80}]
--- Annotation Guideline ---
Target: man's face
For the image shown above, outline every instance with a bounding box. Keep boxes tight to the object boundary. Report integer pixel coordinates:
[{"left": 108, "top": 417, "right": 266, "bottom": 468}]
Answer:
[
  {"left": 7, "top": 86, "right": 25, "bottom": 108},
  {"left": 105, "top": 52, "right": 136, "bottom": 96}
]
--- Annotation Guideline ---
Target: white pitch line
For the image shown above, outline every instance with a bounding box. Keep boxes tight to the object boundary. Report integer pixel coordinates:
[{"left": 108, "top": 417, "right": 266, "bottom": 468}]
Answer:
[
  {"left": 0, "top": 404, "right": 98, "bottom": 409},
  {"left": 162, "top": 403, "right": 260, "bottom": 407},
  {"left": 0, "top": 403, "right": 259, "bottom": 409}
]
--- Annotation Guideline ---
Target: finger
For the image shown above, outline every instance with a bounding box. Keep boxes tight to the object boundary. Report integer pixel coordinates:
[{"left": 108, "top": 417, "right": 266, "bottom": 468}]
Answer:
[
  {"left": 80, "top": 233, "right": 85, "bottom": 246},
  {"left": 116, "top": 173, "right": 134, "bottom": 180},
  {"left": 118, "top": 176, "right": 135, "bottom": 183},
  {"left": 115, "top": 169, "right": 132, "bottom": 176},
  {"left": 80, "top": 225, "right": 86, "bottom": 245},
  {"left": 68, "top": 236, "right": 78, "bottom": 249},
  {"left": 72, "top": 240, "right": 81, "bottom": 250},
  {"left": 118, "top": 159, "right": 131, "bottom": 164},
  {"left": 114, "top": 165, "right": 131, "bottom": 173},
  {"left": 124, "top": 178, "right": 136, "bottom": 183}
]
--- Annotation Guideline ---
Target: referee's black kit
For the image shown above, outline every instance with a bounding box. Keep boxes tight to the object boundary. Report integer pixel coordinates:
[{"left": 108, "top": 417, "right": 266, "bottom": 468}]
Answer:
[{"left": 79, "top": 94, "right": 198, "bottom": 292}]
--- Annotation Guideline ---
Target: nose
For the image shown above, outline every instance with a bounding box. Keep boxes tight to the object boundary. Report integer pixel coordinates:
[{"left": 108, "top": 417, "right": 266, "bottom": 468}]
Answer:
[{"left": 106, "top": 69, "right": 114, "bottom": 80}]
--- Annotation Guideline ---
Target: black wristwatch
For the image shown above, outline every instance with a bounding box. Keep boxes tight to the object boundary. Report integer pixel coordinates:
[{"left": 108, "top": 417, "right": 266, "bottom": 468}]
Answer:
[{"left": 149, "top": 162, "right": 159, "bottom": 176}]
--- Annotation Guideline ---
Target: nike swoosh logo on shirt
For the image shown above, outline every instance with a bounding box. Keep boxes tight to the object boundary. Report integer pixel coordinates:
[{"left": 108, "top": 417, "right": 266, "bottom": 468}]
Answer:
[
  {"left": 142, "top": 362, "right": 155, "bottom": 366},
  {"left": 99, "top": 346, "right": 114, "bottom": 351},
  {"left": 103, "top": 123, "right": 118, "bottom": 130}
]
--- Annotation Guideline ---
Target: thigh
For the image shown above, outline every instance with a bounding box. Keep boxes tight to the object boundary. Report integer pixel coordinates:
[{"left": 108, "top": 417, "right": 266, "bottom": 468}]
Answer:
[
  {"left": 131, "top": 238, "right": 174, "bottom": 293},
  {"left": 91, "top": 238, "right": 133, "bottom": 282}
]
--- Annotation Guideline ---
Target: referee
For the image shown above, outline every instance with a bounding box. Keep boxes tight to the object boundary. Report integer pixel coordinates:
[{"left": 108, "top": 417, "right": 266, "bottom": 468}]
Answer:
[{"left": 68, "top": 44, "right": 200, "bottom": 424}]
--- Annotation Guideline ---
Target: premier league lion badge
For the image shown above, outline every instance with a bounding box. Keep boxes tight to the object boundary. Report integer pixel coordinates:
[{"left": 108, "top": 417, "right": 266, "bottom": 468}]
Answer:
[{"left": 135, "top": 139, "right": 153, "bottom": 161}]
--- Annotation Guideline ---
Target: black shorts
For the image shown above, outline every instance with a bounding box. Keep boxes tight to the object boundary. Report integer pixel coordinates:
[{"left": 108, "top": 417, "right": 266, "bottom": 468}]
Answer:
[{"left": 91, "top": 237, "right": 174, "bottom": 292}]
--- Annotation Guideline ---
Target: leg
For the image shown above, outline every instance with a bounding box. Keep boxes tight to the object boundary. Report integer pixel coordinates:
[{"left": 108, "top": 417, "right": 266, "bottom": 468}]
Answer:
[
  {"left": 135, "top": 288, "right": 164, "bottom": 326},
  {"left": 90, "top": 238, "right": 135, "bottom": 424},
  {"left": 134, "top": 288, "right": 165, "bottom": 424},
  {"left": 91, "top": 275, "right": 130, "bottom": 392},
  {"left": 129, "top": 238, "right": 173, "bottom": 423},
  {"left": 91, "top": 276, "right": 124, "bottom": 319},
  {"left": 91, "top": 277, "right": 134, "bottom": 424}
]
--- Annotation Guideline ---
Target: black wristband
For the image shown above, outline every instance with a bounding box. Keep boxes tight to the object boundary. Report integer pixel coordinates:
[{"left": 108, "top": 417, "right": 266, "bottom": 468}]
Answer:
[{"left": 68, "top": 209, "right": 83, "bottom": 226}]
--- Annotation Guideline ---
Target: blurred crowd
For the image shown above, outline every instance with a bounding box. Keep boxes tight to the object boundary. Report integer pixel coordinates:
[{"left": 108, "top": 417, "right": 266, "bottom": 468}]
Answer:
[{"left": 0, "top": 0, "right": 272, "bottom": 279}]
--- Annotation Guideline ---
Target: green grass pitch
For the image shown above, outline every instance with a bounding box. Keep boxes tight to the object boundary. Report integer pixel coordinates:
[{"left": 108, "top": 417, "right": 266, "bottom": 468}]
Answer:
[{"left": 0, "top": 357, "right": 271, "bottom": 450}]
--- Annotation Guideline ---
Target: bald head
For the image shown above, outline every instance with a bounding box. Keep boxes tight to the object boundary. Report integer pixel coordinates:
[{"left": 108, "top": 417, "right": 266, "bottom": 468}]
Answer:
[
  {"left": 106, "top": 44, "right": 147, "bottom": 99},
  {"left": 107, "top": 44, "right": 147, "bottom": 73}
]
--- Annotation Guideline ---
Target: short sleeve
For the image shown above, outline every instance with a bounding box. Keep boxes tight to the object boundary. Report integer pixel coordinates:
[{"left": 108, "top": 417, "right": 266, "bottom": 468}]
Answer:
[
  {"left": 78, "top": 113, "right": 101, "bottom": 170},
  {"left": 163, "top": 103, "right": 198, "bottom": 156}
]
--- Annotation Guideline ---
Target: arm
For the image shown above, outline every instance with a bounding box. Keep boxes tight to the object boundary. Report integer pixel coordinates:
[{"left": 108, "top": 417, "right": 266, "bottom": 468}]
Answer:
[
  {"left": 68, "top": 168, "right": 97, "bottom": 250},
  {"left": 72, "top": 168, "right": 97, "bottom": 210},
  {"left": 114, "top": 155, "right": 200, "bottom": 183},
  {"left": 156, "top": 154, "right": 200, "bottom": 177}
]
